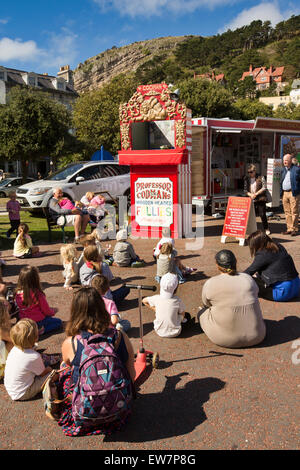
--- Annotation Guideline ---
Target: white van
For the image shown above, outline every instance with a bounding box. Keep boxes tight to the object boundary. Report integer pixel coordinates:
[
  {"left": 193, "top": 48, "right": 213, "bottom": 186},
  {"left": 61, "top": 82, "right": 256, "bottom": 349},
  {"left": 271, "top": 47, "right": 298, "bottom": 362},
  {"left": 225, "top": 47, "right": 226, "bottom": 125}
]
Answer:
[{"left": 16, "top": 161, "right": 130, "bottom": 209}]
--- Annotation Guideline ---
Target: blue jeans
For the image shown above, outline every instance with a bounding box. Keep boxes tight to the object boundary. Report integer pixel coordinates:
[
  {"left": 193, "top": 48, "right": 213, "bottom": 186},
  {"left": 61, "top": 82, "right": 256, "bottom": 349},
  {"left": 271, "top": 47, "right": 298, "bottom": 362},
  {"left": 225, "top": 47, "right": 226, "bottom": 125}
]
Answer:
[
  {"left": 37, "top": 317, "right": 62, "bottom": 334},
  {"left": 111, "top": 286, "right": 130, "bottom": 307}
]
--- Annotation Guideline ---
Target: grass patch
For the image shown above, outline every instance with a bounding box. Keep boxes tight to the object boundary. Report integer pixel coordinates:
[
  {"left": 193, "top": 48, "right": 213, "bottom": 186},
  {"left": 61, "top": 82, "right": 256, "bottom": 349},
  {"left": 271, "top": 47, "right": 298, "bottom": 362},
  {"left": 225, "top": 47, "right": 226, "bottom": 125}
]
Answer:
[{"left": 0, "top": 210, "right": 75, "bottom": 251}]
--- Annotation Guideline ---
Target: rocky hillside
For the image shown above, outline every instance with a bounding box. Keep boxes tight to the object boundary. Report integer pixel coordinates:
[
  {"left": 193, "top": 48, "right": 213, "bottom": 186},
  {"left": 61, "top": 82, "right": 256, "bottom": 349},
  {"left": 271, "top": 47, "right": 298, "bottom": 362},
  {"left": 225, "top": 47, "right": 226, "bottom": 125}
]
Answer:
[{"left": 73, "top": 36, "right": 187, "bottom": 94}]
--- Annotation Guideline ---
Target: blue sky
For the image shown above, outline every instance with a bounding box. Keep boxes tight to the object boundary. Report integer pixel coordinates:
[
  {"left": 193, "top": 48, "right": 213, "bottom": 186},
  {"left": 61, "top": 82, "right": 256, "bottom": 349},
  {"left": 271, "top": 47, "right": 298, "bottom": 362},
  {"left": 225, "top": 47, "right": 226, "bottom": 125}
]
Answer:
[{"left": 0, "top": 0, "right": 299, "bottom": 76}]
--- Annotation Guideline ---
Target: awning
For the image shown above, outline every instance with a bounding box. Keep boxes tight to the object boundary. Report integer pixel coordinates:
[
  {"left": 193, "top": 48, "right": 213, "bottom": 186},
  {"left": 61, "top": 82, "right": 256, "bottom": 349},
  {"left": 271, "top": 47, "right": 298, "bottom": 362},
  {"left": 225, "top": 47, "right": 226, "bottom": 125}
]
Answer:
[
  {"left": 118, "top": 149, "right": 188, "bottom": 165},
  {"left": 254, "top": 117, "right": 300, "bottom": 134}
]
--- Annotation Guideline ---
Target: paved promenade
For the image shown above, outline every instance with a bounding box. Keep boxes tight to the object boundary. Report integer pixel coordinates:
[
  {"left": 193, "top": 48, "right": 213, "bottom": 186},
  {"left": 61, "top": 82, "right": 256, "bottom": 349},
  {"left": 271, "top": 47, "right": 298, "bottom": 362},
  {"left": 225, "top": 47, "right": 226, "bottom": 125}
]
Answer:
[{"left": 0, "top": 212, "right": 299, "bottom": 450}]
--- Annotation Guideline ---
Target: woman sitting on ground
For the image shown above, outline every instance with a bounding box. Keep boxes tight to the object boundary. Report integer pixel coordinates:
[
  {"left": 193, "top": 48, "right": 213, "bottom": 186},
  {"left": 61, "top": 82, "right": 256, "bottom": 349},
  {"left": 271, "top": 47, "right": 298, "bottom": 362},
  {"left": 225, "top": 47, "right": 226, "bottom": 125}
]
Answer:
[
  {"left": 198, "top": 249, "right": 266, "bottom": 349},
  {"left": 244, "top": 230, "right": 300, "bottom": 302}
]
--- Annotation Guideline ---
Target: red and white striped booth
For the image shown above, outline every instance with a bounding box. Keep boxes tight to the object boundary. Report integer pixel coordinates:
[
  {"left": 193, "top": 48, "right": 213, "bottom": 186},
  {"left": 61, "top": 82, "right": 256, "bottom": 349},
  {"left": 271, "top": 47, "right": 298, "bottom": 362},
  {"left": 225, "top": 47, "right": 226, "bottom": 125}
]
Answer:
[{"left": 118, "top": 83, "right": 192, "bottom": 239}]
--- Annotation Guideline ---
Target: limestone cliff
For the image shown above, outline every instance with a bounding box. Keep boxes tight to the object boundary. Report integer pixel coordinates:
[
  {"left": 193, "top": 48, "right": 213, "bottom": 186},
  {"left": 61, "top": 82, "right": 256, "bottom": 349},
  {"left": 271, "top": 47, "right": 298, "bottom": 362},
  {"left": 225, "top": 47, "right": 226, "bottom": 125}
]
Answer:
[{"left": 73, "top": 36, "right": 188, "bottom": 94}]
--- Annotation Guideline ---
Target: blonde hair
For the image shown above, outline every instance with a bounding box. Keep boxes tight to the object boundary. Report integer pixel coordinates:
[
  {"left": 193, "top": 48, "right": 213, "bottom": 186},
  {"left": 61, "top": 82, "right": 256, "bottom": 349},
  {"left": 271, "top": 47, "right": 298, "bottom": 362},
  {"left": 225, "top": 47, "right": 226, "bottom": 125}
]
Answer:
[
  {"left": 85, "top": 192, "right": 95, "bottom": 200},
  {"left": 18, "top": 223, "right": 30, "bottom": 249},
  {"left": 160, "top": 242, "right": 173, "bottom": 256},
  {"left": 60, "top": 244, "right": 78, "bottom": 263},
  {"left": 10, "top": 318, "right": 38, "bottom": 350},
  {"left": 83, "top": 245, "right": 102, "bottom": 273}
]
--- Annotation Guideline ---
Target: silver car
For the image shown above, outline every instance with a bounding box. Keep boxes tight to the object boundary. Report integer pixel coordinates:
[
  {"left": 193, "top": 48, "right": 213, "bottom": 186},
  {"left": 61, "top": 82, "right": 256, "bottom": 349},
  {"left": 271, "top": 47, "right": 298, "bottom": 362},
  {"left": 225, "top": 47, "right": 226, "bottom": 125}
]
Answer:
[
  {"left": 0, "top": 177, "right": 35, "bottom": 197},
  {"left": 16, "top": 161, "right": 130, "bottom": 209}
]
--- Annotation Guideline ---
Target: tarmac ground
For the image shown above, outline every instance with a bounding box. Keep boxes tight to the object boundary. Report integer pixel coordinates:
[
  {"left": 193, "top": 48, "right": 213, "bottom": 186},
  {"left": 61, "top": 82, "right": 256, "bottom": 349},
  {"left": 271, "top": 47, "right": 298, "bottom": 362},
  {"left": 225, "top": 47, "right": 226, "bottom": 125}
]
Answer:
[{"left": 0, "top": 210, "right": 299, "bottom": 451}]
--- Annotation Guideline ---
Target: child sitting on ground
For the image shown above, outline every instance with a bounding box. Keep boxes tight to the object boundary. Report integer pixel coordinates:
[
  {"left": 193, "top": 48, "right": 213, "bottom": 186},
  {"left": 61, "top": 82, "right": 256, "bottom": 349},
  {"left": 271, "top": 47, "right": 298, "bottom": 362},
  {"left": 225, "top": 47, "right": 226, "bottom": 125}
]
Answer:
[
  {"left": 0, "top": 298, "right": 13, "bottom": 379},
  {"left": 156, "top": 242, "right": 187, "bottom": 284},
  {"left": 142, "top": 272, "right": 190, "bottom": 338},
  {"left": 13, "top": 223, "right": 40, "bottom": 259},
  {"left": 153, "top": 227, "right": 176, "bottom": 259},
  {"left": 4, "top": 319, "right": 53, "bottom": 401},
  {"left": 91, "top": 275, "right": 131, "bottom": 332},
  {"left": 15, "top": 265, "right": 62, "bottom": 335},
  {"left": 113, "top": 229, "right": 145, "bottom": 267},
  {"left": 80, "top": 245, "right": 129, "bottom": 307},
  {"left": 60, "top": 244, "right": 80, "bottom": 290}
]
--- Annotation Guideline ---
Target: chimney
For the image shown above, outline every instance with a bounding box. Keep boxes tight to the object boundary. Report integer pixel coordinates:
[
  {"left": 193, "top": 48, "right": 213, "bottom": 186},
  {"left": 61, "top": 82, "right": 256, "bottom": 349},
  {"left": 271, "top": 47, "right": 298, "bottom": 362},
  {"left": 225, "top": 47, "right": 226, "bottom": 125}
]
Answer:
[
  {"left": 57, "top": 65, "right": 74, "bottom": 86},
  {"left": 249, "top": 64, "right": 253, "bottom": 73},
  {"left": 269, "top": 65, "right": 273, "bottom": 74}
]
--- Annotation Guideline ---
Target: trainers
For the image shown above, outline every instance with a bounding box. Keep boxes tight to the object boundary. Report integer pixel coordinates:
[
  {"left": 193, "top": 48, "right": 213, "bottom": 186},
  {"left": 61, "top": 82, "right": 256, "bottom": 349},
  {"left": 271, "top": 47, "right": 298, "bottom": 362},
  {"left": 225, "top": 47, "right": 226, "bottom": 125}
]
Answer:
[{"left": 265, "top": 230, "right": 271, "bottom": 235}]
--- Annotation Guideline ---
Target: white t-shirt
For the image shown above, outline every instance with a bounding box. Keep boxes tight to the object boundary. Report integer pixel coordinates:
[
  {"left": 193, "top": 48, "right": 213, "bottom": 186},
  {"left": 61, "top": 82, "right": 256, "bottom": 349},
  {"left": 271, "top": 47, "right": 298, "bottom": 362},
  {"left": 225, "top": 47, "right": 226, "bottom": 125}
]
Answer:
[
  {"left": 144, "top": 294, "right": 185, "bottom": 338},
  {"left": 4, "top": 346, "right": 45, "bottom": 400}
]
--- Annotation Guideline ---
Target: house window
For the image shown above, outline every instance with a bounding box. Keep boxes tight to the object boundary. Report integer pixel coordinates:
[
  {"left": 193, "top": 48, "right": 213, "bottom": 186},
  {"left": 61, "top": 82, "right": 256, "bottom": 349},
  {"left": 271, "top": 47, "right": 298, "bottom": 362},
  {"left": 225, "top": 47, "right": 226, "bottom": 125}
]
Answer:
[
  {"left": 0, "top": 71, "right": 4, "bottom": 80},
  {"left": 28, "top": 76, "right": 36, "bottom": 86},
  {"left": 57, "top": 81, "right": 64, "bottom": 90}
]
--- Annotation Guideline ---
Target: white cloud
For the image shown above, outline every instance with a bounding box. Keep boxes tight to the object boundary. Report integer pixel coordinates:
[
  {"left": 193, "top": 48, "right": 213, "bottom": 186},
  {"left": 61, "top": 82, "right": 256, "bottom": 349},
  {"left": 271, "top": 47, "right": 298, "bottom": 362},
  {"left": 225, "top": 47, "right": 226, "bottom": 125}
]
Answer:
[
  {"left": 221, "top": 2, "right": 300, "bottom": 32},
  {"left": 93, "top": 0, "right": 235, "bottom": 16},
  {"left": 0, "top": 19, "right": 9, "bottom": 25},
  {"left": 0, "top": 28, "right": 78, "bottom": 71},
  {"left": 0, "top": 37, "right": 43, "bottom": 62}
]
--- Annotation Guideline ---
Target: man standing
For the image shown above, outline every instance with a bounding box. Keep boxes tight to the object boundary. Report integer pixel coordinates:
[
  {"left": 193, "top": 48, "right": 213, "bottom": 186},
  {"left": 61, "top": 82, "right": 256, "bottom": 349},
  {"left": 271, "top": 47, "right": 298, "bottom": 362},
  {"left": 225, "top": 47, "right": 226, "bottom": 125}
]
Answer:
[
  {"left": 280, "top": 154, "right": 300, "bottom": 236},
  {"left": 49, "top": 188, "right": 90, "bottom": 242}
]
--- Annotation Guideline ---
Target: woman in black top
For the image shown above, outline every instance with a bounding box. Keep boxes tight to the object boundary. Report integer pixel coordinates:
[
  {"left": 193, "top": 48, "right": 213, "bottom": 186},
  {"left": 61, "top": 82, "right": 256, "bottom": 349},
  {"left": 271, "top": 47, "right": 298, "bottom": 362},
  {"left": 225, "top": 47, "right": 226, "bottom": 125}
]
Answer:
[{"left": 244, "top": 230, "right": 300, "bottom": 302}]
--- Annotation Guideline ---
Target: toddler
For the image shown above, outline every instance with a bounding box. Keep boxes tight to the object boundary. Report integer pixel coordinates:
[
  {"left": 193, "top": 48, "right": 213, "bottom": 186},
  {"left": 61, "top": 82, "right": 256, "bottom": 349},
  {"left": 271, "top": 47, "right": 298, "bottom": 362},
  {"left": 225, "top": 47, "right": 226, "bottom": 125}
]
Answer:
[
  {"left": 143, "top": 273, "right": 190, "bottom": 338},
  {"left": 6, "top": 191, "right": 21, "bottom": 238},
  {"left": 15, "top": 265, "right": 62, "bottom": 335},
  {"left": 13, "top": 223, "right": 40, "bottom": 259},
  {"left": 155, "top": 242, "right": 186, "bottom": 284},
  {"left": 60, "top": 244, "right": 80, "bottom": 290},
  {"left": 113, "top": 229, "right": 145, "bottom": 267},
  {"left": 91, "top": 275, "right": 131, "bottom": 332},
  {"left": 4, "top": 319, "right": 52, "bottom": 401}
]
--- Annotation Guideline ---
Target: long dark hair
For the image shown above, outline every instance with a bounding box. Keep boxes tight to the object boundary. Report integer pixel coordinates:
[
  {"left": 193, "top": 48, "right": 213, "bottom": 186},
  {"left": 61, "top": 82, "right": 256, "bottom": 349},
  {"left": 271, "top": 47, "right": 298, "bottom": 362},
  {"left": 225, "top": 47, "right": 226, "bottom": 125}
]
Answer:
[
  {"left": 247, "top": 230, "right": 279, "bottom": 257},
  {"left": 17, "top": 265, "right": 43, "bottom": 306},
  {"left": 66, "top": 287, "right": 110, "bottom": 337}
]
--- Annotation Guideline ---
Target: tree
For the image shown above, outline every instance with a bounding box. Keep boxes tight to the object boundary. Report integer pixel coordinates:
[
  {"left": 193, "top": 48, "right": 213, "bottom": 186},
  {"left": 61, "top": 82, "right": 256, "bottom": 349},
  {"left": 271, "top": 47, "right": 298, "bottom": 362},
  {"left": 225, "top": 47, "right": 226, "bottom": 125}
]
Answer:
[
  {"left": 274, "top": 103, "right": 300, "bottom": 120},
  {"left": 73, "top": 73, "right": 138, "bottom": 155},
  {"left": 232, "top": 99, "right": 273, "bottom": 120},
  {"left": 0, "top": 86, "right": 73, "bottom": 179},
  {"left": 177, "top": 77, "right": 234, "bottom": 118},
  {"left": 235, "top": 76, "right": 257, "bottom": 99}
]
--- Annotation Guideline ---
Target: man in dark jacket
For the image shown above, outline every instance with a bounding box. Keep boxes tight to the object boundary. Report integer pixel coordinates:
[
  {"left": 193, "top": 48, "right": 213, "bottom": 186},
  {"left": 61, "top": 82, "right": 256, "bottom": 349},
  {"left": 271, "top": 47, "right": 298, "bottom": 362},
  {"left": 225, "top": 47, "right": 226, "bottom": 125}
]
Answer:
[
  {"left": 280, "top": 153, "right": 300, "bottom": 236},
  {"left": 49, "top": 188, "right": 89, "bottom": 242}
]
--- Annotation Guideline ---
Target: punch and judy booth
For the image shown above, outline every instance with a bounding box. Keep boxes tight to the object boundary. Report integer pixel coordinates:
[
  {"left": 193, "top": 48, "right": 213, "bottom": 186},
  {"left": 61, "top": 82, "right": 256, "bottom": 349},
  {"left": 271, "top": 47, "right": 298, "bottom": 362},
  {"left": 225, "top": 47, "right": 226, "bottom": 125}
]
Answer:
[{"left": 118, "top": 83, "right": 192, "bottom": 239}]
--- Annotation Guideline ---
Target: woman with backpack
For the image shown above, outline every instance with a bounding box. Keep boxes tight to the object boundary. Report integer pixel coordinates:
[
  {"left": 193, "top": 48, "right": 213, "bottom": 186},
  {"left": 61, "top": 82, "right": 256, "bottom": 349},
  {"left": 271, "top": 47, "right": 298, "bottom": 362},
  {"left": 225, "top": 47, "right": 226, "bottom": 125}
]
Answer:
[{"left": 57, "top": 287, "right": 135, "bottom": 437}]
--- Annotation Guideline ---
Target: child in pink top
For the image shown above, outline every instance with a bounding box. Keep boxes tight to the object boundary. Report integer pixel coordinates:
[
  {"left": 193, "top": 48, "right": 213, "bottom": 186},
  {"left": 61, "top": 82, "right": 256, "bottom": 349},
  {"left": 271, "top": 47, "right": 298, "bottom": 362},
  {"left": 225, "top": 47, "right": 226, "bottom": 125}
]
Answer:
[
  {"left": 58, "top": 197, "right": 75, "bottom": 211},
  {"left": 15, "top": 265, "right": 62, "bottom": 335},
  {"left": 6, "top": 191, "right": 21, "bottom": 238},
  {"left": 91, "top": 275, "right": 131, "bottom": 332}
]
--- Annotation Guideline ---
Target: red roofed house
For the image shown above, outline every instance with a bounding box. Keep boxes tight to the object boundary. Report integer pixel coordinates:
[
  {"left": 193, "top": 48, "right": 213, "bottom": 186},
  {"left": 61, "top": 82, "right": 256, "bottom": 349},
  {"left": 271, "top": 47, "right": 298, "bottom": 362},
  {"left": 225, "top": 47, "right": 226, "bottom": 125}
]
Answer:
[
  {"left": 194, "top": 71, "right": 226, "bottom": 85},
  {"left": 240, "top": 65, "right": 286, "bottom": 93}
]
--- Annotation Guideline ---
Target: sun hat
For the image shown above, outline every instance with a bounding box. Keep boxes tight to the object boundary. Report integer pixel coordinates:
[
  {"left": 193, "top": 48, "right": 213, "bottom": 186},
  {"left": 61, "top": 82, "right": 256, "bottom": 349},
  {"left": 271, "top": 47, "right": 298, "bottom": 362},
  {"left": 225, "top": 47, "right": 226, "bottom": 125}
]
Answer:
[
  {"left": 116, "top": 229, "right": 128, "bottom": 241},
  {"left": 160, "top": 272, "right": 178, "bottom": 299},
  {"left": 215, "top": 249, "right": 236, "bottom": 269}
]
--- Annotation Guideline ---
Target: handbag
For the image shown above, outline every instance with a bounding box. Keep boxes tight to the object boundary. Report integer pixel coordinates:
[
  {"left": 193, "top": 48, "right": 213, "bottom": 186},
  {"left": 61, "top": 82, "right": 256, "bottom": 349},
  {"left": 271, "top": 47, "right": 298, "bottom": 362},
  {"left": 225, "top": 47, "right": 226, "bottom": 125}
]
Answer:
[
  {"left": 265, "top": 188, "right": 272, "bottom": 203},
  {"left": 42, "top": 367, "right": 69, "bottom": 421}
]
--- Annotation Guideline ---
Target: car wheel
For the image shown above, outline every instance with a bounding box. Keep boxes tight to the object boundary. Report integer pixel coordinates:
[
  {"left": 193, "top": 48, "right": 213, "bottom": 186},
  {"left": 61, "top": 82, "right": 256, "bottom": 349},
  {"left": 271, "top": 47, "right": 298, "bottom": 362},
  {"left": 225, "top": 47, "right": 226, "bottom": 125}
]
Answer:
[
  {"left": 0, "top": 191, "right": 6, "bottom": 198},
  {"left": 124, "top": 189, "right": 131, "bottom": 209}
]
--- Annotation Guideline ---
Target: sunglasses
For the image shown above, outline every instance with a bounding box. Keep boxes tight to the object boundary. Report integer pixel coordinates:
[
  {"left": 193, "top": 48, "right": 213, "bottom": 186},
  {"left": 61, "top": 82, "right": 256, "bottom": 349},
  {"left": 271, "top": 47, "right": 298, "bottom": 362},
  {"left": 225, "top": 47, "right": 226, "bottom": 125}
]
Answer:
[{"left": 248, "top": 170, "right": 255, "bottom": 173}]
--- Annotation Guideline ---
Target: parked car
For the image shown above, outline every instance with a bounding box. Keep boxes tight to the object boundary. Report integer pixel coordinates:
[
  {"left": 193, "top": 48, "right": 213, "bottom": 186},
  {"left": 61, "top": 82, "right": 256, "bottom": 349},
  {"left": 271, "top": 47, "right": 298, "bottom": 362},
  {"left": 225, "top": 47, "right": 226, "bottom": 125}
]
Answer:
[
  {"left": 16, "top": 161, "right": 130, "bottom": 209},
  {"left": 0, "top": 177, "right": 36, "bottom": 197}
]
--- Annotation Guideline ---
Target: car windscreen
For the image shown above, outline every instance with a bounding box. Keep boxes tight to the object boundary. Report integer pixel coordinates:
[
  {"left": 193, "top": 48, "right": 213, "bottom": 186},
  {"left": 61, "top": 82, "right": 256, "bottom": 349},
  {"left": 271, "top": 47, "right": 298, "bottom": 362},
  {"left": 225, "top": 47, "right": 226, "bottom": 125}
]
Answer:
[
  {"left": 44, "top": 164, "right": 84, "bottom": 181},
  {"left": 0, "top": 178, "right": 14, "bottom": 186}
]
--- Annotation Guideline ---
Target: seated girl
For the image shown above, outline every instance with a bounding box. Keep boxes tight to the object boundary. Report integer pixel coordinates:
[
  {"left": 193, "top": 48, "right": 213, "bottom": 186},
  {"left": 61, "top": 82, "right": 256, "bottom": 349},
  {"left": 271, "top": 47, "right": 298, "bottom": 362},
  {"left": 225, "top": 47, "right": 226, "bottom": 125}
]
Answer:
[
  {"left": 13, "top": 223, "right": 39, "bottom": 259},
  {"left": 60, "top": 244, "right": 80, "bottom": 290},
  {"left": 244, "top": 230, "right": 300, "bottom": 302},
  {"left": 15, "top": 266, "right": 62, "bottom": 335},
  {"left": 57, "top": 287, "right": 135, "bottom": 437}
]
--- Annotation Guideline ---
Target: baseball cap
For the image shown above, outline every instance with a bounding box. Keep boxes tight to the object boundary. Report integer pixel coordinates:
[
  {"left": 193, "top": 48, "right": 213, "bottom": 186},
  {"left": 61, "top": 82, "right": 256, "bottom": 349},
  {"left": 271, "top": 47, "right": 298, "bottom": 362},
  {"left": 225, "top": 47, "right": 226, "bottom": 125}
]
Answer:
[
  {"left": 160, "top": 272, "right": 178, "bottom": 299},
  {"left": 215, "top": 250, "right": 236, "bottom": 269}
]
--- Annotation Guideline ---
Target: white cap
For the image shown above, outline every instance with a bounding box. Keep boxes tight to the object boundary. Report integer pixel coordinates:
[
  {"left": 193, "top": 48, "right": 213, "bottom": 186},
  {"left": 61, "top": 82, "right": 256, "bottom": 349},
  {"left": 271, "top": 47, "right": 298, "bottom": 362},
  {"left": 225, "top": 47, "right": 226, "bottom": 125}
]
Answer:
[
  {"left": 160, "top": 272, "right": 178, "bottom": 299},
  {"left": 116, "top": 229, "right": 128, "bottom": 241}
]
